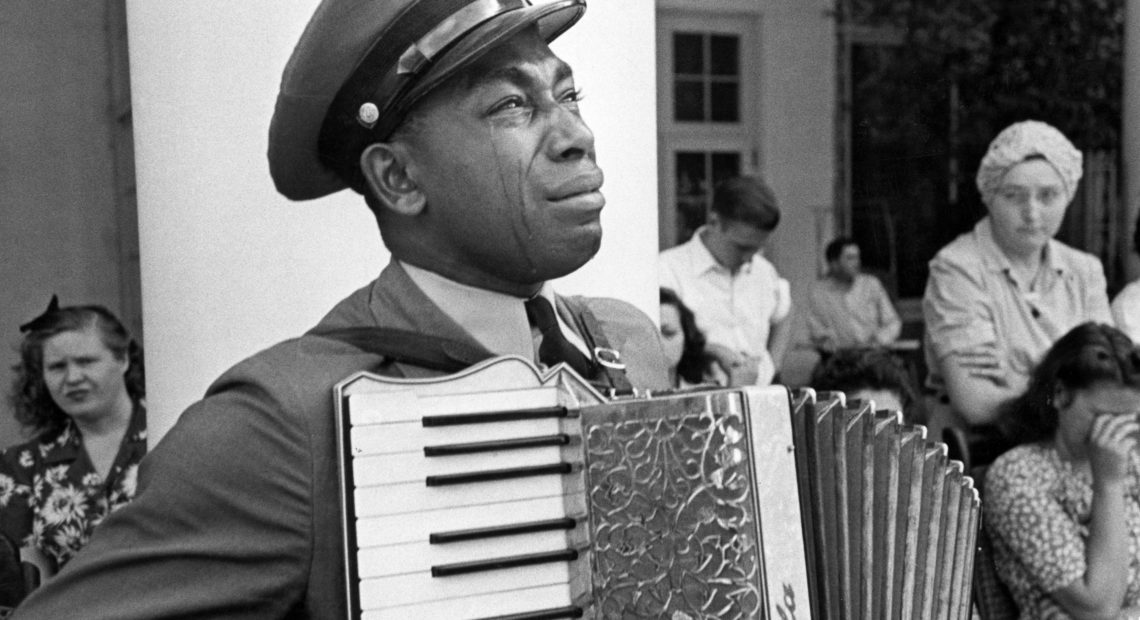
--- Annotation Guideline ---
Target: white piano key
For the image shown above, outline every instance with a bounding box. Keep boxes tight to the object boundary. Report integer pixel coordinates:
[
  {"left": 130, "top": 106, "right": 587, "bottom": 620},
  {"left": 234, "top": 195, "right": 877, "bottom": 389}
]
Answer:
[
  {"left": 348, "top": 387, "right": 560, "bottom": 426},
  {"left": 352, "top": 446, "right": 567, "bottom": 485},
  {"left": 357, "top": 495, "right": 580, "bottom": 547},
  {"left": 357, "top": 531, "right": 579, "bottom": 578},
  {"left": 354, "top": 474, "right": 584, "bottom": 518},
  {"left": 360, "top": 582, "right": 575, "bottom": 620},
  {"left": 359, "top": 561, "right": 575, "bottom": 609},
  {"left": 351, "top": 417, "right": 569, "bottom": 455}
]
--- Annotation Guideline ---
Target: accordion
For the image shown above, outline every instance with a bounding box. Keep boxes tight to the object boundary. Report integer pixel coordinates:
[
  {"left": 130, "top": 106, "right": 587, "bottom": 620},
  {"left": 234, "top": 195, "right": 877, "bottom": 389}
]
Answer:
[{"left": 334, "top": 356, "right": 979, "bottom": 619}]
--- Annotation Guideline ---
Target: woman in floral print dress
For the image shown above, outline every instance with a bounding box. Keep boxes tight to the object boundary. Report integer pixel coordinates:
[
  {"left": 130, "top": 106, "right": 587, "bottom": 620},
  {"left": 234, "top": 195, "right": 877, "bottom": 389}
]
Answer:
[
  {"left": 0, "top": 298, "right": 145, "bottom": 573},
  {"left": 986, "top": 322, "right": 1140, "bottom": 619}
]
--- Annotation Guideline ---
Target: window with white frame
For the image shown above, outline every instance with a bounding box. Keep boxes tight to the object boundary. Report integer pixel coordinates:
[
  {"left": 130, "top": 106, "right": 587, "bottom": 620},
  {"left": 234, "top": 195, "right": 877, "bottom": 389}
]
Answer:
[{"left": 657, "top": 12, "right": 760, "bottom": 249}]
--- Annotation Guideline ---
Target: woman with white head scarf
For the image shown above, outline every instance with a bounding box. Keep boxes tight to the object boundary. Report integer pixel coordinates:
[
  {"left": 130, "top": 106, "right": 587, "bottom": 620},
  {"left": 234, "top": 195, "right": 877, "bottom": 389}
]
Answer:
[{"left": 922, "top": 120, "right": 1113, "bottom": 443}]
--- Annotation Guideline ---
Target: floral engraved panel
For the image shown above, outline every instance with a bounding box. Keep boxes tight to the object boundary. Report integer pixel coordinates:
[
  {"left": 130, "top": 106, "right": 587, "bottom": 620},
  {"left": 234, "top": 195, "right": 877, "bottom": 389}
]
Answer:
[{"left": 581, "top": 392, "right": 766, "bottom": 619}]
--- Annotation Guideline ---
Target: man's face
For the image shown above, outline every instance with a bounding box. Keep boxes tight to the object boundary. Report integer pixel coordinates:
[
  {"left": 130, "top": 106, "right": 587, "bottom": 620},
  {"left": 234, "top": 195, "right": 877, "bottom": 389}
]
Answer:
[
  {"left": 831, "top": 244, "right": 861, "bottom": 280},
  {"left": 394, "top": 28, "right": 603, "bottom": 294},
  {"left": 703, "top": 216, "right": 770, "bottom": 271}
]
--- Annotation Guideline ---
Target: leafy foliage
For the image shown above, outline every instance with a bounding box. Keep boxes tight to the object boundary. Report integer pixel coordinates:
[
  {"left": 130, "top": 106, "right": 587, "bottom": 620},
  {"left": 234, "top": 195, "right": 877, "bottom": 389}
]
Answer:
[
  {"left": 844, "top": 0, "right": 1124, "bottom": 297},
  {"left": 849, "top": 0, "right": 1123, "bottom": 152}
]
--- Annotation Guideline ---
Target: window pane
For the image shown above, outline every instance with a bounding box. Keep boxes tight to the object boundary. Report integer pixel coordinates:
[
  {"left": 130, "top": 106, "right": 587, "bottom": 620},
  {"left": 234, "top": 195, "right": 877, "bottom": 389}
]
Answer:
[
  {"left": 710, "top": 82, "right": 740, "bottom": 122},
  {"left": 676, "top": 152, "right": 709, "bottom": 243},
  {"left": 711, "top": 152, "right": 741, "bottom": 186},
  {"left": 674, "top": 80, "right": 704, "bottom": 122},
  {"left": 710, "top": 35, "right": 739, "bottom": 76},
  {"left": 673, "top": 33, "right": 704, "bottom": 74}
]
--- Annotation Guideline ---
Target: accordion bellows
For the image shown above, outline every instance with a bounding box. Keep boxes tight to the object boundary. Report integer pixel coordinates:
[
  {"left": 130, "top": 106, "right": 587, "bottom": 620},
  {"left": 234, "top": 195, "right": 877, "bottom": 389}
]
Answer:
[{"left": 335, "top": 356, "right": 978, "bottom": 619}]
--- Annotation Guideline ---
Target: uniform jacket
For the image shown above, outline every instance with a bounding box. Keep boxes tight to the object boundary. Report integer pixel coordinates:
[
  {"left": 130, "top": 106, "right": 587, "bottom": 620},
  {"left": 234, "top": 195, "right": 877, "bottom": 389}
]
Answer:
[{"left": 14, "top": 263, "right": 669, "bottom": 619}]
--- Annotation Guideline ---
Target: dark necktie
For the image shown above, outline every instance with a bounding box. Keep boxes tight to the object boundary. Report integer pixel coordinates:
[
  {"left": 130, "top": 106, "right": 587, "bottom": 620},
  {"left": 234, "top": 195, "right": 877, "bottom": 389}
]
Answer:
[{"left": 524, "top": 296, "right": 596, "bottom": 379}]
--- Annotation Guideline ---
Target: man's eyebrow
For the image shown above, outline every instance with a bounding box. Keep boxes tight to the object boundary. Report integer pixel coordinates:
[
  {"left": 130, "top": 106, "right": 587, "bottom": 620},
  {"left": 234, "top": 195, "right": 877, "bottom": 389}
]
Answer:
[{"left": 470, "top": 58, "right": 575, "bottom": 90}]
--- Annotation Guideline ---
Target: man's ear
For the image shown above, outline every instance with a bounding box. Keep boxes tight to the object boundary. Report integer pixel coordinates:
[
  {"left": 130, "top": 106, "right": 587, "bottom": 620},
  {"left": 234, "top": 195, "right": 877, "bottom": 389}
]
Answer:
[{"left": 361, "top": 142, "right": 426, "bottom": 216}]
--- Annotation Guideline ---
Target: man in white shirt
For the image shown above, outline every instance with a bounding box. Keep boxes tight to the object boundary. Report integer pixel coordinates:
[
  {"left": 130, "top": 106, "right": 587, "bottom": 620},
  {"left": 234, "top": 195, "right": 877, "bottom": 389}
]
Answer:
[{"left": 658, "top": 176, "right": 792, "bottom": 386}]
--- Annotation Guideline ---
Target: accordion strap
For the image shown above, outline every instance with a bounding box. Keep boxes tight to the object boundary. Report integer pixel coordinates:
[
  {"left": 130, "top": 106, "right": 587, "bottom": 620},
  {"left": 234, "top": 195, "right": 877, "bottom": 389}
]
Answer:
[
  {"left": 558, "top": 297, "right": 634, "bottom": 395},
  {"left": 313, "top": 327, "right": 488, "bottom": 374},
  {"left": 314, "top": 300, "right": 634, "bottom": 394}
]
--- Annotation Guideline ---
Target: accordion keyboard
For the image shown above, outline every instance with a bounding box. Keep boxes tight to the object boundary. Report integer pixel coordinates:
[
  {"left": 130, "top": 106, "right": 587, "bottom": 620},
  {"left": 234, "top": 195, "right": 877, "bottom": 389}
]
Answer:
[{"left": 341, "top": 374, "right": 596, "bottom": 620}]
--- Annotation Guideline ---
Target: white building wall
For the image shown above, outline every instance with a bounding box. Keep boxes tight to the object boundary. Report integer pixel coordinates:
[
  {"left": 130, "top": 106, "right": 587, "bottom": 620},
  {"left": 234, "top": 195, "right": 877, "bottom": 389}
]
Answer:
[{"left": 0, "top": 3, "right": 135, "bottom": 448}]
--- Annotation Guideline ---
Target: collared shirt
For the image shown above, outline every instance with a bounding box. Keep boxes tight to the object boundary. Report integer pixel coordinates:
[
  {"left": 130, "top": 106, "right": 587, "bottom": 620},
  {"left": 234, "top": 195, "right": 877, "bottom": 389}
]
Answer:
[
  {"left": 658, "top": 227, "right": 791, "bottom": 385},
  {"left": 923, "top": 217, "right": 1112, "bottom": 393},
  {"left": 0, "top": 404, "right": 146, "bottom": 569},
  {"left": 985, "top": 444, "right": 1140, "bottom": 618},
  {"left": 1112, "top": 279, "right": 1140, "bottom": 344},
  {"left": 807, "top": 273, "right": 901, "bottom": 350},
  {"left": 400, "top": 260, "right": 591, "bottom": 365}
]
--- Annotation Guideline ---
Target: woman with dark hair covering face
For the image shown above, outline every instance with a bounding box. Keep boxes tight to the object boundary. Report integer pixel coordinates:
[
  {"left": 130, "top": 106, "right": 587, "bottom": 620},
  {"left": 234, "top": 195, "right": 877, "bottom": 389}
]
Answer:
[
  {"left": 0, "top": 298, "right": 146, "bottom": 572},
  {"left": 985, "top": 323, "right": 1140, "bottom": 619}
]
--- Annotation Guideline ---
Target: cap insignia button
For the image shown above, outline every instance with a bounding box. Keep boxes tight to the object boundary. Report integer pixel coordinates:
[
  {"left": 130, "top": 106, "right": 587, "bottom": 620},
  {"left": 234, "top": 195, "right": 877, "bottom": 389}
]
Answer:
[{"left": 357, "top": 102, "right": 380, "bottom": 128}]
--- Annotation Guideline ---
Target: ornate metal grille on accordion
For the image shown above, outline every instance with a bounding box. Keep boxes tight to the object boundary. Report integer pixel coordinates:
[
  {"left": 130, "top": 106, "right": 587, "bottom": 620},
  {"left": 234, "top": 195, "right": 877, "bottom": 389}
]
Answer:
[{"left": 334, "top": 356, "right": 979, "bottom": 619}]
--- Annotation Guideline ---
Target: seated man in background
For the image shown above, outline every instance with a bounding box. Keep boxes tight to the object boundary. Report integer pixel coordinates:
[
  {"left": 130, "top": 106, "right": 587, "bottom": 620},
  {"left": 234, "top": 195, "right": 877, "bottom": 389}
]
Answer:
[
  {"left": 658, "top": 176, "right": 792, "bottom": 386},
  {"left": 810, "top": 347, "right": 917, "bottom": 421},
  {"left": 11, "top": 1, "right": 669, "bottom": 617},
  {"left": 807, "top": 236, "right": 901, "bottom": 357}
]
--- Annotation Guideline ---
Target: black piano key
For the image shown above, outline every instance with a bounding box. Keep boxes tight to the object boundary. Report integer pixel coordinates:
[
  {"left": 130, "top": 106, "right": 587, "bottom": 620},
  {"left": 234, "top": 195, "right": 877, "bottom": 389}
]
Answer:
[
  {"left": 472, "top": 606, "right": 584, "bottom": 620},
  {"left": 424, "top": 434, "right": 571, "bottom": 457},
  {"left": 431, "top": 549, "right": 579, "bottom": 578},
  {"left": 425, "top": 463, "right": 573, "bottom": 487},
  {"left": 421, "top": 406, "right": 568, "bottom": 427},
  {"left": 429, "top": 517, "right": 577, "bottom": 544}
]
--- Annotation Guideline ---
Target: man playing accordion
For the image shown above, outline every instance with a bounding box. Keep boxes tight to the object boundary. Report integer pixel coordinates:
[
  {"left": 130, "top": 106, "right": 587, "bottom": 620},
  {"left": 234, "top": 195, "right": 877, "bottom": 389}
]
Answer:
[{"left": 12, "top": 1, "right": 669, "bottom": 617}]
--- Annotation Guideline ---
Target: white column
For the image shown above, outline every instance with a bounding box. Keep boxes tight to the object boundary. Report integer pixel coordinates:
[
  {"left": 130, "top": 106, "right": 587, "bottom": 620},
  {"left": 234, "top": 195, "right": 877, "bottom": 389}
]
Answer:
[
  {"left": 126, "top": 1, "right": 660, "bottom": 445},
  {"left": 1124, "top": 0, "right": 1140, "bottom": 283},
  {"left": 759, "top": 0, "right": 838, "bottom": 384}
]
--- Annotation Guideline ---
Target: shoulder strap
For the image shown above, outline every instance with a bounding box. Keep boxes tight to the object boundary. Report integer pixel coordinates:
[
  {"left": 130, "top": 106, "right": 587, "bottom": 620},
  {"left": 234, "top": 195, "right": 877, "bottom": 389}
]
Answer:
[
  {"left": 315, "top": 314, "right": 634, "bottom": 393},
  {"left": 558, "top": 297, "right": 634, "bottom": 395},
  {"left": 311, "top": 327, "right": 490, "bottom": 374}
]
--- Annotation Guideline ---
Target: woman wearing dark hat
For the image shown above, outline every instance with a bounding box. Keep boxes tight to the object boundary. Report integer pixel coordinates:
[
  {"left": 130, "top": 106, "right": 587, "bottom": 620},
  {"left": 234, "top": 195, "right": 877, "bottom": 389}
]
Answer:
[
  {"left": 923, "top": 120, "right": 1113, "bottom": 445},
  {"left": 0, "top": 298, "right": 146, "bottom": 573}
]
